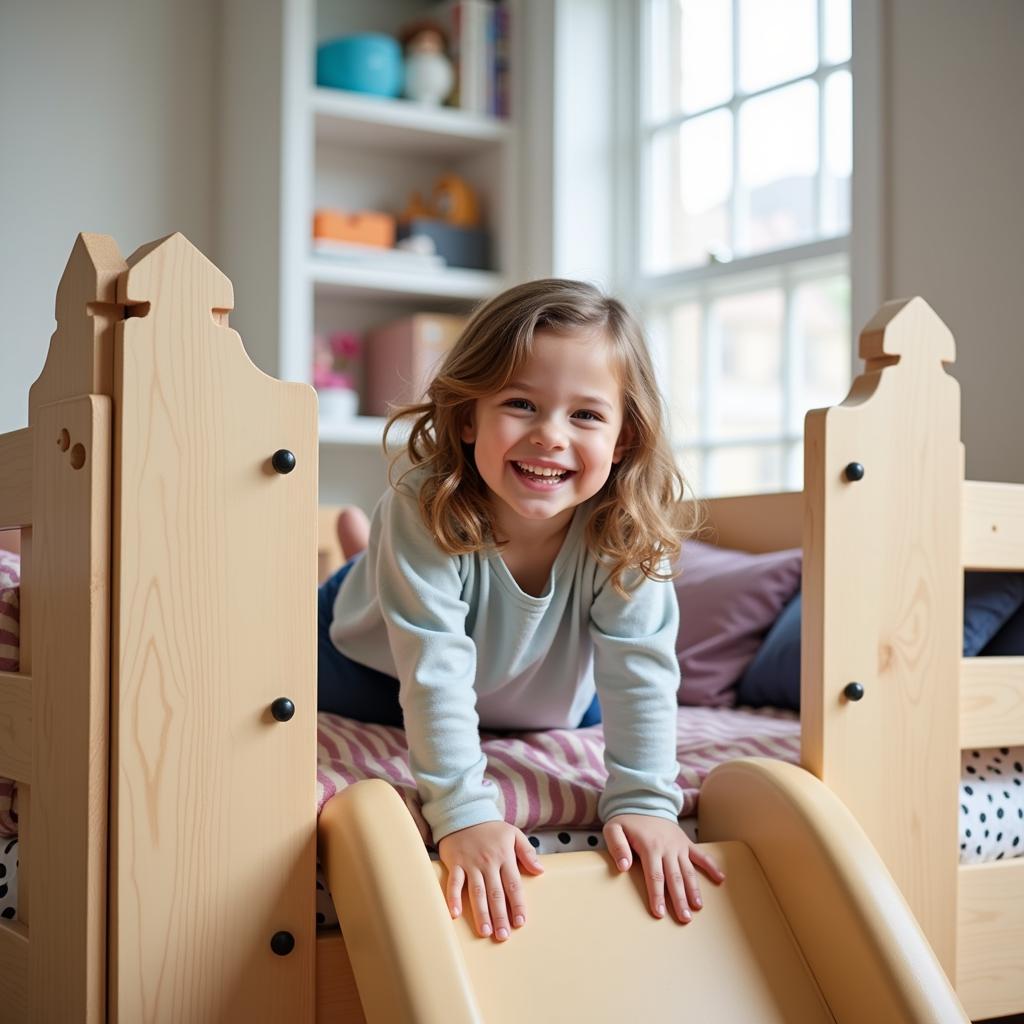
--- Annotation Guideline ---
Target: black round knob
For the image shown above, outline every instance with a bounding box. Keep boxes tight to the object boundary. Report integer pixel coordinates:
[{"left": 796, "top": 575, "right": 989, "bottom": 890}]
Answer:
[
  {"left": 270, "top": 697, "right": 295, "bottom": 722},
  {"left": 271, "top": 449, "right": 296, "bottom": 474},
  {"left": 270, "top": 931, "right": 295, "bottom": 956},
  {"left": 844, "top": 681, "right": 865, "bottom": 702},
  {"left": 843, "top": 462, "right": 865, "bottom": 482}
]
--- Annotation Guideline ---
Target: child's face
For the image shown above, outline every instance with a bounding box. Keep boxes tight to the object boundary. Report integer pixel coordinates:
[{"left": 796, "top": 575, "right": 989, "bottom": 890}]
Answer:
[{"left": 461, "top": 328, "right": 630, "bottom": 533}]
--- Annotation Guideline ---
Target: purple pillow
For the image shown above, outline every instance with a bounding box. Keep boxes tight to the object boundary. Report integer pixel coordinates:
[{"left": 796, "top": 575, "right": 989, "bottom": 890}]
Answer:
[{"left": 674, "top": 540, "right": 803, "bottom": 707}]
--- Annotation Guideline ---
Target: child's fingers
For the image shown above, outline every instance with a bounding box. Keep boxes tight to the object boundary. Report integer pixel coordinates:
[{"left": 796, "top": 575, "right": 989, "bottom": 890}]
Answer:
[
  {"left": 675, "top": 847, "right": 708, "bottom": 921},
  {"left": 513, "top": 830, "right": 544, "bottom": 875},
  {"left": 500, "top": 862, "right": 528, "bottom": 930},
  {"left": 663, "top": 856, "right": 696, "bottom": 929},
  {"left": 485, "top": 868, "right": 512, "bottom": 941},
  {"left": 603, "top": 822, "right": 632, "bottom": 872},
  {"left": 689, "top": 844, "right": 726, "bottom": 883},
  {"left": 638, "top": 849, "right": 667, "bottom": 919},
  {"left": 468, "top": 868, "right": 493, "bottom": 938},
  {"left": 446, "top": 863, "right": 465, "bottom": 918}
]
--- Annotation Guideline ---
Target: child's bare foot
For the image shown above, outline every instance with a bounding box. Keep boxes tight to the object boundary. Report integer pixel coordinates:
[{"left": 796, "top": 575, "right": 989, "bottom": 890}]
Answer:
[{"left": 337, "top": 506, "right": 370, "bottom": 558}]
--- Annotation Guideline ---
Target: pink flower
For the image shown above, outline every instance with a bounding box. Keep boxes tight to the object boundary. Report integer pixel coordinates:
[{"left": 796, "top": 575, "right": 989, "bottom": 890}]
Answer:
[{"left": 330, "top": 332, "right": 362, "bottom": 360}]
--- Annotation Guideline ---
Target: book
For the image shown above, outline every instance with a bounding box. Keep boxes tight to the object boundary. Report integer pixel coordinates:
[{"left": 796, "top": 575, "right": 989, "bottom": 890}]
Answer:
[{"left": 428, "top": 0, "right": 496, "bottom": 116}]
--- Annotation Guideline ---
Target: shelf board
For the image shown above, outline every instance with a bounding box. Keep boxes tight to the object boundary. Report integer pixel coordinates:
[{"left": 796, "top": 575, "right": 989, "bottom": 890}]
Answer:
[
  {"left": 312, "top": 88, "right": 511, "bottom": 156},
  {"left": 310, "top": 258, "right": 504, "bottom": 303},
  {"left": 318, "top": 415, "right": 410, "bottom": 448}
]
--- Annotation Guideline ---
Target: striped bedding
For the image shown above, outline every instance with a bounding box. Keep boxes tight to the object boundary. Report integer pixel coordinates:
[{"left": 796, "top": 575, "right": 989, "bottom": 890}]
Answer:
[
  {"left": 0, "top": 550, "right": 20, "bottom": 836},
  {"left": 316, "top": 705, "right": 803, "bottom": 843}
]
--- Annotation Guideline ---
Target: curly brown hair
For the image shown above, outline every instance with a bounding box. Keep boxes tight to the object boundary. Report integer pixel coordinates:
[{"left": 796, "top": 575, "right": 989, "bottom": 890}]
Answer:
[{"left": 383, "top": 279, "right": 702, "bottom": 595}]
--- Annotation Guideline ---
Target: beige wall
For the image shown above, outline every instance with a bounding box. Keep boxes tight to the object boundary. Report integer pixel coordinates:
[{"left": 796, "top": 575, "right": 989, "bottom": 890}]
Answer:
[
  {"left": 0, "top": 0, "right": 218, "bottom": 433},
  {"left": 883, "top": 0, "right": 1024, "bottom": 482}
]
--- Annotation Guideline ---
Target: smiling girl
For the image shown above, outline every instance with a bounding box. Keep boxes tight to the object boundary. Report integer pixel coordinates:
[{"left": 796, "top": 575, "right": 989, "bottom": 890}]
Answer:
[{"left": 318, "top": 279, "right": 723, "bottom": 942}]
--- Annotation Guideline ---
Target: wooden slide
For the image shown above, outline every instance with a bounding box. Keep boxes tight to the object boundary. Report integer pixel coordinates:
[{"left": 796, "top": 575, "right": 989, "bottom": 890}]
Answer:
[{"left": 319, "top": 758, "right": 968, "bottom": 1023}]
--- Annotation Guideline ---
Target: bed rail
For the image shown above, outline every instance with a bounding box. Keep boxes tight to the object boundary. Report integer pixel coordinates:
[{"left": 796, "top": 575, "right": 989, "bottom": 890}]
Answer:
[
  {"left": 0, "top": 429, "right": 32, "bottom": 530},
  {"left": 0, "top": 670, "right": 31, "bottom": 782},
  {"left": 960, "top": 657, "right": 1024, "bottom": 749},
  {"left": 963, "top": 480, "right": 1024, "bottom": 569}
]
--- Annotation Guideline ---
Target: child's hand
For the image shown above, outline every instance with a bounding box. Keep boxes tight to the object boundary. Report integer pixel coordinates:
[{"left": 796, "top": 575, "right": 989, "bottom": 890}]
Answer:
[
  {"left": 603, "top": 814, "right": 725, "bottom": 923},
  {"left": 437, "top": 821, "right": 545, "bottom": 941}
]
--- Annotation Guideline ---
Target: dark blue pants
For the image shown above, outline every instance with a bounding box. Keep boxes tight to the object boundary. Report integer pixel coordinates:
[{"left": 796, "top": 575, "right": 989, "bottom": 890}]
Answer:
[{"left": 317, "top": 558, "right": 602, "bottom": 729}]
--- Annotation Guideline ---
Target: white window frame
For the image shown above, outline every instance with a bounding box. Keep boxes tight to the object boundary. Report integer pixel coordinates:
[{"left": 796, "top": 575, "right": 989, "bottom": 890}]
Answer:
[{"left": 610, "top": 0, "right": 884, "bottom": 496}]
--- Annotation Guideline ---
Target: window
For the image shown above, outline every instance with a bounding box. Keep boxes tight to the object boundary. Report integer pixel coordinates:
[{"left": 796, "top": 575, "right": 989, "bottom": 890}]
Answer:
[{"left": 632, "top": 0, "right": 853, "bottom": 496}]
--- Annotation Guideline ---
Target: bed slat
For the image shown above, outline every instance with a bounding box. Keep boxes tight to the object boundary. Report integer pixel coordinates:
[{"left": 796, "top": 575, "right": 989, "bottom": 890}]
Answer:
[
  {"left": 0, "top": 429, "right": 32, "bottom": 530},
  {"left": 960, "top": 657, "right": 1024, "bottom": 749},
  {"left": 29, "top": 395, "right": 111, "bottom": 1023},
  {"left": 0, "top": 670, "right": 31, "bottom": 783},
  {"left": 963, "top": 480, "right": 1024, "bottom": 570},
  {"left": 0, "top": 919, "right": 29, "bottom": 1021},
  {"left": 699, "top": 491, "right": 803, "bottom": 553},
  {"left": 957, "top": 859, "right": 1024, "bottom": 1020}
]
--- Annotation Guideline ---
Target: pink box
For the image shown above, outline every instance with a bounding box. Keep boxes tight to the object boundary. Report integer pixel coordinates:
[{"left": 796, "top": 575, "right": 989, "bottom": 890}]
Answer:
[{"left": 364, "top": 314, "right": 466, "bottom": 416}]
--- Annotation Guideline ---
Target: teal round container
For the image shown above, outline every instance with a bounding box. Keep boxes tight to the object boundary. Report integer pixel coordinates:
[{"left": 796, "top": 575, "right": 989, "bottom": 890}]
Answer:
[{"left": 316, "top": 34, "right": 404, "bottom": 98}]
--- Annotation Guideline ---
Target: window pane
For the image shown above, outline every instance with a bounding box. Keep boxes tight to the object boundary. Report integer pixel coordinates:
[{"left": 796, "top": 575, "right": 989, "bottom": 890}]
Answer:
[
  {"left": 738, "top": 0, "right": 817, "bottom": 94},
  {"left": 647, "top": 0, "right": 733, "bottom": 120},
  {"left": 646, "top": 111, "right": 733, "bottom": 273},
  {"left": 706, "top": 444, "right": 784, "bottom": 496},
  {"left": 791, "top": 274, "right": 851, "bottom": 432},
  {"left": 675, "top": 448, "right": 705, "bottom": 502},
  {"left": 785, "top": 442, "right": 803, "bottom": 491},
  {"left": 737, "top": 81, "right": 818, "bottom": 255},
  {"left": 668, "top": 302, "right": 702, "bottom": 442},
  {"left": 710, "top": 288, "right": 784, "bottom": 439},
  {"left": 822, "top": 71, "right": 852, "bottom": 236},
  {"left": 823, "top": 0, "right": 852, "bottom": 64}
]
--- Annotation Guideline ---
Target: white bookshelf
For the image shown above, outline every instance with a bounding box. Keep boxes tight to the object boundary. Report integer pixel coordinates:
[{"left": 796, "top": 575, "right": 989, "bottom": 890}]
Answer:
[
  {"left": 309, "top": 257, "right": 505, "bottom": 302},
  {"left": 312, "top": 87, "right": 512, "bottom": 155},
  {"left": 219, "top": 0, "right": 552, "bottom": 508}
]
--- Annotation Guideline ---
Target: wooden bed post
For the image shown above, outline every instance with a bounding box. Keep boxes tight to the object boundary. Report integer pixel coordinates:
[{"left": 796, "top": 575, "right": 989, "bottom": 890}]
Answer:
[
  {"left": 24, "top": 233, "right": 125, "bottom": 1021},
  {"left": 109, "top": 234, "right": 319, "bottom": 1022},
  {"left": 802, "top": 298, "right": 962, "bottom": 977}
]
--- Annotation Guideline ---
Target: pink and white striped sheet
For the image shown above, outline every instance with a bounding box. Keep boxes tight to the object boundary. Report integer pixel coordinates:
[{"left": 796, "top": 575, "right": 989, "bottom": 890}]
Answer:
[
  {"left": 316, "top": 705, "right": 802, "bottom": 842},
  {"left": 0, "top": 550, "right": 20, "bottom": 836}
]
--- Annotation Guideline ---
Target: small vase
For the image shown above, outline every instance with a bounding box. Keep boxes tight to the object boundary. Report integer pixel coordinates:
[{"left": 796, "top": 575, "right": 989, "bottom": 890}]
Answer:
[{"left": 318, "top": 387, "right": 359, "bottom": 421}]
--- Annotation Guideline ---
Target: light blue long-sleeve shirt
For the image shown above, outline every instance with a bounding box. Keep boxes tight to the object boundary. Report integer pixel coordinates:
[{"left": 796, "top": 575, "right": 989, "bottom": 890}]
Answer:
[{"left": 329, "top": 475, "right": 683, "bottom": 841}]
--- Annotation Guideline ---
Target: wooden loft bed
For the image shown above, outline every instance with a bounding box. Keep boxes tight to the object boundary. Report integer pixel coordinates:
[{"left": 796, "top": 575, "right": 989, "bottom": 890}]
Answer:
[{"left": 0, "top": 232, "right": 1016, "bottom": 1020}]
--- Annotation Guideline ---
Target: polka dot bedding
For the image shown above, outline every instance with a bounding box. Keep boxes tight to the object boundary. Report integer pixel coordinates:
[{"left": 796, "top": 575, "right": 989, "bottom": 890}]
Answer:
[
  {"left": 0, "top": 838, "right": 17, "bottom": 923},
  {"left": 959, "top": 747, "right": 1024, "bottom": 864}
]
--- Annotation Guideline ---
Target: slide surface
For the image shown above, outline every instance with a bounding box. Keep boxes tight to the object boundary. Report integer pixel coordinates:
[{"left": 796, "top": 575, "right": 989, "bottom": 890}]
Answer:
[{"left": 319, "top": 760, "right": 968, "bottom": 1023}]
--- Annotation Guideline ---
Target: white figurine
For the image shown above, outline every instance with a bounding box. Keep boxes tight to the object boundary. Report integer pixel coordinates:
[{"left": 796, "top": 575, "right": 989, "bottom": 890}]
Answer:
[{"left": 403, "top": 28, "right": 454, "bottom": 106}]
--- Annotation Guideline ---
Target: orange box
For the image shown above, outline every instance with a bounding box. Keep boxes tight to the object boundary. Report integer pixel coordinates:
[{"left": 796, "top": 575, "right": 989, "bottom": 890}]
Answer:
[
  {"left": 313, "top": 208, "right": 396, "bottom": 248},
  {"left": 364, "top": 314, "right": 466, "bottom": 416}
]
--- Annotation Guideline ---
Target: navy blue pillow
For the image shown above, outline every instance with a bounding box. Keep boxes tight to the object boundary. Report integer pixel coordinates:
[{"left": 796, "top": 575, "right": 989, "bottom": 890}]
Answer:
[
  {"left": 981, "top": 600, "right": 1024, "bottom": 656},
  {"left": 963, "top": 572, "right": 1024, "bottom": 656},
  {"left": 736, "top": 593, "right": 803, "bottom": 710},
  {"left": 737, "top": 572, "right": 1024, "bottom": 710}
]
